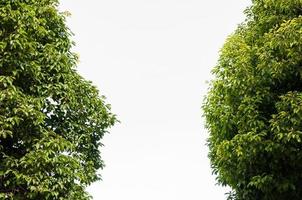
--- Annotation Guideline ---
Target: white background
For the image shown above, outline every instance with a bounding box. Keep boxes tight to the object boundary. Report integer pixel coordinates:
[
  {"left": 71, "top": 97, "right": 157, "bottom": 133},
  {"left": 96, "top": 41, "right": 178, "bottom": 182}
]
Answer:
[{"left": 59, "top": 1, "right": 251, "bottom": 199}]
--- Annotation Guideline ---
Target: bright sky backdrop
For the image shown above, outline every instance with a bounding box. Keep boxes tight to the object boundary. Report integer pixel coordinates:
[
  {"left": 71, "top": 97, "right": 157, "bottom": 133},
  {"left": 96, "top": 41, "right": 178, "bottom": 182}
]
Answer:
[{"left": 60, "top": 1, "right": 251, "bottom": 199}]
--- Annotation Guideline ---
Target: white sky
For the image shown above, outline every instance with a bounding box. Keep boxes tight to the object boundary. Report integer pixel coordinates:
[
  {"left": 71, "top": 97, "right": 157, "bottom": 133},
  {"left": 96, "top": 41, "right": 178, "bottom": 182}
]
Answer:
[{"left": 60, "top": 1, "right": 251, "bottom": 199}]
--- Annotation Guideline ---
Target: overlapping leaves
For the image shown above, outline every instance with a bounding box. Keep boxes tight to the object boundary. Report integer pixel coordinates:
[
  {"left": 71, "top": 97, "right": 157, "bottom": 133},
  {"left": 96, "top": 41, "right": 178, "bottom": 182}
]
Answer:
[
  {"left": 203, "top": 0, "right": 302, "bottom": 199},
  {"left": 0, "top": 1, "right": 116, "bottom": 199}
]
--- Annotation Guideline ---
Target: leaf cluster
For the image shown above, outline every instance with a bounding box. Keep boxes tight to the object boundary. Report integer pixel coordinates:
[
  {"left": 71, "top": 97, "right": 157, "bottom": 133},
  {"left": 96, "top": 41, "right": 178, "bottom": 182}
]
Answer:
[
  {"left": 203, "top": 0, "right": 302, "bottom": 199},
  {"left": 0, "top": 1, "right": 117, "bottom": 199}
]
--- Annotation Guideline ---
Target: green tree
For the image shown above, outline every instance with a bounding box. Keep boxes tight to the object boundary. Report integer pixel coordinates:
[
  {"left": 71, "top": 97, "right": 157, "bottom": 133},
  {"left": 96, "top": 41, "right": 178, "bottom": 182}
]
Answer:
[
  {"left": 203, "top": 0, "right": 302, "bottom": 199},
  {"left": 0, "top": 0, "right": 116, "bottom": 199}
]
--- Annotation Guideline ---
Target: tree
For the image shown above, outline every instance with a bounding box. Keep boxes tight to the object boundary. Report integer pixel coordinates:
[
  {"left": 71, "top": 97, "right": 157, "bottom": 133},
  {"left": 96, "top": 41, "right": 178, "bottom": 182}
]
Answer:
[
  {"left": 203, "top": 0, "right": 302, "bottom": 199},
  {"left": 0, "top": 0, "right": 117, "bottom": 199}
]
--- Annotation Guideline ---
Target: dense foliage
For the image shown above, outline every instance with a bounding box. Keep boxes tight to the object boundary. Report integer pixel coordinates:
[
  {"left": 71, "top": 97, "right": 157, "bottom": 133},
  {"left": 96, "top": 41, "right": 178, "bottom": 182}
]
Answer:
[
  {"left": 203, "top": 0, "right": 302, "bottom": 199},
  {"left": 0, "top": 0, "right": 116, "bottom": 199}
]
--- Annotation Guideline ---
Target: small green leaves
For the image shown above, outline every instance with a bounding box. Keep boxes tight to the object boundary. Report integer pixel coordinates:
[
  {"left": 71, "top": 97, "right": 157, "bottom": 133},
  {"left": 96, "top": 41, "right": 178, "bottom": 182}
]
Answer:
[
  {"left": 203, "top": 0, "right": 302, "bottom": 199},
  {"left": 0, "top": 1, "right": 116, "bottom": 199},
  {"left": 0, "top": 130, "right": 13, "bottom": 139}
]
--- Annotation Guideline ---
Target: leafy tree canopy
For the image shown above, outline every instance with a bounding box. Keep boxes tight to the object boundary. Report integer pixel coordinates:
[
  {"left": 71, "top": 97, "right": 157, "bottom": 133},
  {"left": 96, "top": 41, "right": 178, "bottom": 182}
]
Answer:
[
  {"left": 203, "top": 0, "right": 302, "bottom": 199},
  {"left": 0, "top": 0, "right": 117, "bottom": 199}
]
